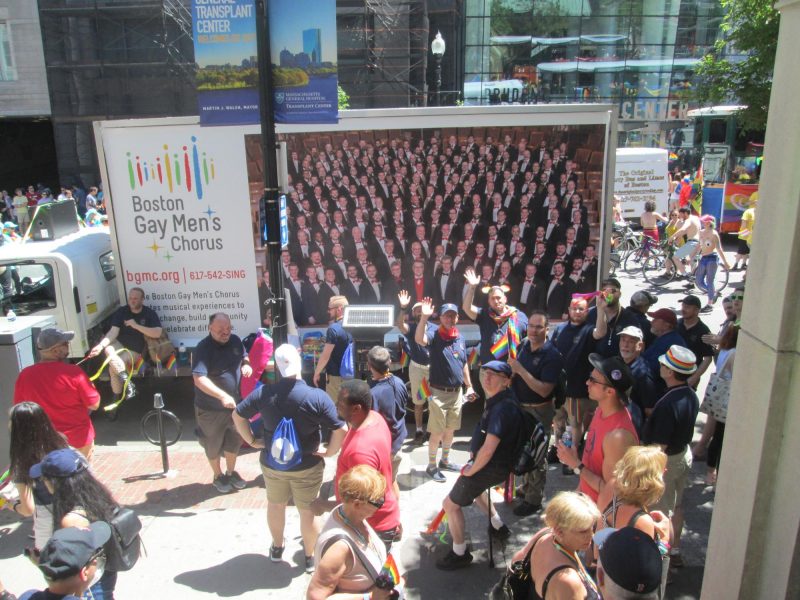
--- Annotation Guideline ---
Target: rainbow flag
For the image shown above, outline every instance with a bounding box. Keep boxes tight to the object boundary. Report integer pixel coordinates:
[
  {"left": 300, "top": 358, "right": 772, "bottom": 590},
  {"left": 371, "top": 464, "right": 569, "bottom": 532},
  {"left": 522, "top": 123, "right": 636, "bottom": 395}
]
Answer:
[
  {"left": 133, "top": 355, "right": 145, "bottom": 375},
  {"left": 424, "top": 508, "right": 446, "bottom": 534},
  {"left": 417, "top": 378, "right": 432, "bottom": 402},
  {"left": 468, "top": 347, "right": 479, "bottom": 368},
  {"left": 165, "top": 353, "right": 177, "bottom": 371},
  {"left": 380, "top": 554, "right": 400, "bottom": 587},
  {"left": 508, "top": 318, "right": 520, "bottom": 360},
  {"left": 490, "top": 334, "right": 509, "bottom": 359},
  {"left": 399, "top": 348, "right": 409, "bottom": 368}
]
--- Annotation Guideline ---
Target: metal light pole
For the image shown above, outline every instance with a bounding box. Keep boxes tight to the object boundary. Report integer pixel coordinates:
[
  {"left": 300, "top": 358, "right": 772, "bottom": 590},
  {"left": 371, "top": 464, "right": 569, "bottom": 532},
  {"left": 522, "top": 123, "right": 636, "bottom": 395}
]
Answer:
[
  {"left": 254, "top": 0, "right": 287, "bottom": 347},
  {"left": 431, "top": 31, "right": 445, "bottom": 106}
]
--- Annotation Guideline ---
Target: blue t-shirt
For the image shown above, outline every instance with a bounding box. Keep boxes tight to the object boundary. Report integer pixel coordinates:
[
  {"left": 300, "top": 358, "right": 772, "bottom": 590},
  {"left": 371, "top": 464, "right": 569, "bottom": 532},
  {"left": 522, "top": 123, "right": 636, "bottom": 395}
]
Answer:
[
  {"left": 511, "top": 339, "right": 564, "bottom": 405},
  {"left": 641, "top": 330, "right": 687, "bottom": 379},
  {"left": 403, "top": 322, "right": 430, "bottom": 366},
  {"left": 470, "top": 388, "right": 522, "bottom": 468},
  {"left": 642, "top": 384, "right": 699, "bottom": 455},
  {"left": 425, "top": 323, "right": 467, "bottom": 387},
  {"left": 236, "top": 378, "right": 345, "bottom": 471},
  {"left": 370, "top": 375, "right": 409, "bottom": 454},
  {"left": 192, "top": 334, "right": 247, "bottom": 411},
  {"left": 551, "top": 321, "right": 594, "bottom": 397},
  {"left": 475, "top": 307, "right": 529, "bottom": 365},
  {"left": 324, "top": 320, "right": 353, "bottom": 376}
]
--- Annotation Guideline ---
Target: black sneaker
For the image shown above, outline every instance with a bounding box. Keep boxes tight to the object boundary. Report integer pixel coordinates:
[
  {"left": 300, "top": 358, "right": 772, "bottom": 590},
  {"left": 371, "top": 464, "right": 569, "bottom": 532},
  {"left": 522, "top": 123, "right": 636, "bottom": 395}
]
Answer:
[
  {"left": 438, "top": 459, "right": 462, "bottom": 473},
  {"left": 436, "top": 549, "right": 473, "bottom": 570},
  {"left": 547, "top": 445, "right": 559, "bottom": 464},
  {"left": 562, "top": 464, "right": 575, "bottom": 476},
  {"left": 513, "top": 501, "right": 542, "bottom": 517},
  {"left": 212, "top": 474, "right": 233, "bottom": 494},
  {"left": 269, "top": 543, "right": 285, "bottom": 563},
  {"left": 227, "top": 470, "right": 246, "bottom": 490},
  {"left": 426, "top": 465, "right": 446, "bottom": 483},
  {"left": 488, "top": 524, "right": 511, "bottom": 541},
  {"left": 413, "top": 430, "right": 425, "bottom": 445},
  {"left": 304, "top": 555, "right": 315, "bottom": 573}
]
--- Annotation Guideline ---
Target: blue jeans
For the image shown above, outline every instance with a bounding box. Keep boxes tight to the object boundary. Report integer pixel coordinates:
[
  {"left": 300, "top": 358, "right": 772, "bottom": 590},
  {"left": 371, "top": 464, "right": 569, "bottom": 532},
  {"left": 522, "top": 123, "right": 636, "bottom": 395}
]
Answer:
[{"left": 696, "top": 254, "right": 719, "bottom": 303}]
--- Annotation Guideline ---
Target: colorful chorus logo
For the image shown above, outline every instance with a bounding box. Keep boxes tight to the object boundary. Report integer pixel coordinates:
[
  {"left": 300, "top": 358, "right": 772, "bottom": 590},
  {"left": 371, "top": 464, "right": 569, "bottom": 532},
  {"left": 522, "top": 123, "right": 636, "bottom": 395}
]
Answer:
[{"left": 126, "top": 136, "right": 216, "bottom": 200}]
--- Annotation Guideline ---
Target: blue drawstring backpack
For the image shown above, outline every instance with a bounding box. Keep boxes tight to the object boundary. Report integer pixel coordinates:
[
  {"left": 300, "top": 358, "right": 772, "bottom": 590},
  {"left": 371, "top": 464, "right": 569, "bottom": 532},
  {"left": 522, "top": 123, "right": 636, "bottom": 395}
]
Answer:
[
  {"left": 266, "top": 417, "right": 302, "bottom": 471},
  {"left": 340, "top": 341, "right": 356, "bottom": 379}
]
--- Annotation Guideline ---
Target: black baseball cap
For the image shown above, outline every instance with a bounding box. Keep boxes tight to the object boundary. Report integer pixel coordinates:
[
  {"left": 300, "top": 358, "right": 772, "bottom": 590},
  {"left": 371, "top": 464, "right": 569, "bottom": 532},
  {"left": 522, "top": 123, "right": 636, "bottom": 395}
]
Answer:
[
  {"left": 680, "top": 295, "right": 702, "bottom": 308},
  {"left": 595, "top": 527, "right": 663, "bottom": 594},
  {"left": 38, "top": 522, "right": 111, "bottom": 581},
  {"left": 588, "top": 353, "right": 633, "bottom": 396}
]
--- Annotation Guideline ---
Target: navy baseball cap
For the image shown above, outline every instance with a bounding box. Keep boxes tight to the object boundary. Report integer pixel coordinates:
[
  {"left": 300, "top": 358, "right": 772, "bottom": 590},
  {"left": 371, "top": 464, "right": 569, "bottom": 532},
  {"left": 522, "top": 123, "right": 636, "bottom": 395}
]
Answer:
[
  {"left": 440, "top": 303, "right": 459, "bottom": 315},
  {"left": 38, "top": 523, "right": 111, "bottom": 581},
  {"left": 595, "top": 527, "right": 662, "bottom": 594},
  {"left": 30, "top": 448, "right": 88, "bottom": 479},
  {"left": 481, "top": 360, "right": 512, "bottom": 376}
]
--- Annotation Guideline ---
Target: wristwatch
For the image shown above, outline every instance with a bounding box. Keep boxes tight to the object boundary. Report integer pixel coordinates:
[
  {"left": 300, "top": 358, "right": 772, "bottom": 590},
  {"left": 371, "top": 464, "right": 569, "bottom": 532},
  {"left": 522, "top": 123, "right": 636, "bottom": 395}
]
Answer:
[{"left": 573, "top": 462, "right": 585, "bottom": 476}]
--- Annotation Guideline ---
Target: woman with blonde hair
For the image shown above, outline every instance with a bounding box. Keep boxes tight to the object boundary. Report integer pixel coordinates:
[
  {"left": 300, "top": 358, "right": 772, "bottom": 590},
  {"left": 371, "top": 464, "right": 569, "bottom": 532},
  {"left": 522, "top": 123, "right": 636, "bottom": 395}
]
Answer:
[
  {"left": 508, "top": 491, "right": 601, "bottom": 600},
  {"left": 595, "top": 445, "right": 670, "bottom": 542},
  {"left": 308, "top": 465, "right": 399, "bottom": 600}
]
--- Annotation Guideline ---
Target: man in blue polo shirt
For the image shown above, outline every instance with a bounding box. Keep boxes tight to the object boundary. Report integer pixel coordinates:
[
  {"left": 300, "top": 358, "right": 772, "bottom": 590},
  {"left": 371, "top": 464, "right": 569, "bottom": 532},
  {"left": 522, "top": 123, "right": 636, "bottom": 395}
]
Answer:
[
  {"left": 367, "top": 345, "right": 408, "bottom": 500},
  {"left": 509, "top": 310, "right": 564, "bottom": 516},
  {"left": 233, "top": 344, "right": 348, "bottom": 573},
  {"left": 416, "top": 300, "right": 476, "bottom": 482},
  {"left": 396, "top": 290, "right": 431, "bottom": 444},
  {"left": 437, "top": 360, "right": 521, "bottom": 570},
  {"left": 642, "top": 308, "right": 686, "bottom": 390},
  {"left": 313, "top": 295, "right": 353, "bottom": 403},
  {"left": 462, "top": 267, "right": 528, "bottom": 383}
]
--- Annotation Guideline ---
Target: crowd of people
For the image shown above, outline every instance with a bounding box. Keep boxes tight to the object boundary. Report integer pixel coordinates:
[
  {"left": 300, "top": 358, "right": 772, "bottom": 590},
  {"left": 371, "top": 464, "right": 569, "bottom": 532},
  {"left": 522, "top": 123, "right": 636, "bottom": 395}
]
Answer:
[
  {"left": 276, "top": 130, "right": 605, "bottom": 325},
  {"left": 0, "top": 130, "right": 751, "bottom": 598},
  {"left": 1, "top": 184, "right": 103, "bottom": 232}
]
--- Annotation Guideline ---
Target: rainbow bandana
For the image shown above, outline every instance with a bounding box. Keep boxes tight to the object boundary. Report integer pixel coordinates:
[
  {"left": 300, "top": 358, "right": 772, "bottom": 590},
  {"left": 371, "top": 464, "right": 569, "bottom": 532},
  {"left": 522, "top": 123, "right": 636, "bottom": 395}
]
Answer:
[{"left": 489, "top": 308, "right": 521, "bottom": 360}]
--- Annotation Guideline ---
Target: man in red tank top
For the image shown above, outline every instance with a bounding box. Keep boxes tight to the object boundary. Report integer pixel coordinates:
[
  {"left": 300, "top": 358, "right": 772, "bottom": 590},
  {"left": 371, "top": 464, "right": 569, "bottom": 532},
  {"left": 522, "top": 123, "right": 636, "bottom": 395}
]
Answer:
[{"left": 557, "top": 354, "right": 638, "bottom": 503}]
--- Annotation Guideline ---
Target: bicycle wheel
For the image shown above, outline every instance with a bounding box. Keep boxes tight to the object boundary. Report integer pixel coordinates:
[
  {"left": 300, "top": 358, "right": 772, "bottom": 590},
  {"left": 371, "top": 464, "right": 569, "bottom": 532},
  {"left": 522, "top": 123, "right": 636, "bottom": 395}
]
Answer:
[
  {"left": 642, "top": 254, "right": 675, "bottom": 287},
  {"left": 622, "top": 248, "right": 648, "bottom": 275},
  {"left": 140, "top": 409, "right": 182, "bottom": 446}
]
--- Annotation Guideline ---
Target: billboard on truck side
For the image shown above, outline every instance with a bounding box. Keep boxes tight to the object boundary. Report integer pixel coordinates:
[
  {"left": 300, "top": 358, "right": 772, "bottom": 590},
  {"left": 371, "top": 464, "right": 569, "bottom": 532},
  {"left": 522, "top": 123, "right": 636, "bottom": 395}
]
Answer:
[{"left": 96, "top": 105, "right": 617, "bottom": 344}]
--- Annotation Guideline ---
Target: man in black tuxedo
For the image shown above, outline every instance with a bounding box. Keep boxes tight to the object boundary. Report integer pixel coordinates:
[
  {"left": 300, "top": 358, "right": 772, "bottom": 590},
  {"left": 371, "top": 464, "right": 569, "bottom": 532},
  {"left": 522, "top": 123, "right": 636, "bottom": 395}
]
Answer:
[
  {"left": 300, "top": 266, "right": 328, "bottom": 325},
  {"left": 285, "top": 262, "right": 306, "bottom": 325},
  {"left": 340, "top": 264, "right": 365, "bottom": 305},
  {"left": 518, "top": 263, "right": 547, "bottom": 314},
  {"left": 361, "top": 263, "right": 382, "bottom": 304},
  {"left": 545, "top": 260, "right": 574, "bottom": 321},
  {"left": 430, "top": 255, "right": 462, "bottom": 307}
]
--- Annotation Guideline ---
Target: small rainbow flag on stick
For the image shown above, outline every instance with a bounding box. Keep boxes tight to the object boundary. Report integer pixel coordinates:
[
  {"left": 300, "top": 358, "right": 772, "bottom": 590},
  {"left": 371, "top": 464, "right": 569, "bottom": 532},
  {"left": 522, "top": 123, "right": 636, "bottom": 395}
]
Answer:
[
  {"left": 165, "top": 353, "right": 177, "bottom": 371},
  {"left": 424, "top": 508, "right": 446, "bottom": 535},
  {"left": 379, "top": 554, "right": 401, "bottom": 587},
  {"left": 399, "top": 348, "right": 409, "bottom": 368},
  {"left": 468, "top": 347, "right": 479, "bottom": 368},
  {"left": 490, "top": 334, "right": 509, "bottom": 359},
  {"left": 133, "top": 356, "right": 145, "bottom": 375},
  {"left": 417, "top": 377, "right": 432, "bottom": 402}
]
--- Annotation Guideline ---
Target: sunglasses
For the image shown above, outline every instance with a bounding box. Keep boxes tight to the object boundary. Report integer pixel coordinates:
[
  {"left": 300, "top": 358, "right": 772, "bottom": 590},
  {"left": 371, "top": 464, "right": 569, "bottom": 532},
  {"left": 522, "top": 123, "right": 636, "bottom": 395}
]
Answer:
[
  {"left": 365, "top": 496, "right": 385, "bottom": 509},
  {"left": 587, "top": 375, "right": 611, "bottom": 387},
  {"left": 731, "top": 294, "right": 744, "bottom": 300}
]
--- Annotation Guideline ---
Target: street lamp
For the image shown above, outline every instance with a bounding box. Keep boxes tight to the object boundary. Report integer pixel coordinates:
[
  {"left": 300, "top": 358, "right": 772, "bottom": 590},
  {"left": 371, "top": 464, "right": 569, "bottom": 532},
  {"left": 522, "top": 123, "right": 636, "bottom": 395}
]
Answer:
[{"left": 431, "top": 31, "right": 445, "bottom": 106}]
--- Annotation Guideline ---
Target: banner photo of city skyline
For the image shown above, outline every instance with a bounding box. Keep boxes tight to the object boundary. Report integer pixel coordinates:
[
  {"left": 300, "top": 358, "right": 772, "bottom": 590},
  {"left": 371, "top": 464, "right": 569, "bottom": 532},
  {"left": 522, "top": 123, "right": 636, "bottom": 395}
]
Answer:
[
  {"left": 193, "top": 0, "right": 259, "bottom": 126},
  {"left": 269, "top": 0, "right": 338, "bottom": 124}
]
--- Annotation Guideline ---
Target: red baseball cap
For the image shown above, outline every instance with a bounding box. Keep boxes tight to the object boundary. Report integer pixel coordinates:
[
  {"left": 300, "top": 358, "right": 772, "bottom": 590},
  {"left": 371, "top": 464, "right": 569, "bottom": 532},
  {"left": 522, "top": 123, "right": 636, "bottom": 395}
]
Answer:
[{"left": 647, "top": 308, "right": 677, "bottom": 327}]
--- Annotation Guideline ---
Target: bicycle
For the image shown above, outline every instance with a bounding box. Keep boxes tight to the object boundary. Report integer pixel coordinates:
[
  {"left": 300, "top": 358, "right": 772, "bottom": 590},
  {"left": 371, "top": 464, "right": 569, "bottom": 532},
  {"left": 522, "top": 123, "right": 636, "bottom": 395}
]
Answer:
[
  {"left": 610, "top": 222, "right": 643, "bottom": 261},
  {"left": 622, "top": 233, "right": 662, "bottom": 276},
  {"left": 642, "top": 241, "right": 678, "bottom": 287}
]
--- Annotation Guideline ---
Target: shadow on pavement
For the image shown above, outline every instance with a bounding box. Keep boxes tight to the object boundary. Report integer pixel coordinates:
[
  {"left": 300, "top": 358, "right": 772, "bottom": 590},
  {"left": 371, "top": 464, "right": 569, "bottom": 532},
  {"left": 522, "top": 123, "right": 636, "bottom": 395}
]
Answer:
[
  {"left": 174, "top": 553, "right": 299, "bottom": 595},
  {"left": 127, "top": 483, "right": 226, "bottom": 516},
  {"left": 0, "top": 522, "right": 30, "bottom": 560}
]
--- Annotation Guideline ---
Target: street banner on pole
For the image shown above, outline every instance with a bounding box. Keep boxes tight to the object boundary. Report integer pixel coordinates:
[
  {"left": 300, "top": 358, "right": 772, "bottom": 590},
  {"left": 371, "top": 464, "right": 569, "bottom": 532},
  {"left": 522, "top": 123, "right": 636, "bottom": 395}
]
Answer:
[
  {"left": 268, "top": 0, "right": 338, "bottom": 123},
  {"left": 193, "top": 0, "right": 259, "bottom": 125}
]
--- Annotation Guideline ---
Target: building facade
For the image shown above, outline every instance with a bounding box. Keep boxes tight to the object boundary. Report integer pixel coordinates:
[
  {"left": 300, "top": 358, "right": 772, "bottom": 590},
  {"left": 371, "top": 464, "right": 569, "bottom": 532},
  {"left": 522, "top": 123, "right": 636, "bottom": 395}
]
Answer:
[{"left": 464, "top": 0, "right": 727, "bottom": 145}]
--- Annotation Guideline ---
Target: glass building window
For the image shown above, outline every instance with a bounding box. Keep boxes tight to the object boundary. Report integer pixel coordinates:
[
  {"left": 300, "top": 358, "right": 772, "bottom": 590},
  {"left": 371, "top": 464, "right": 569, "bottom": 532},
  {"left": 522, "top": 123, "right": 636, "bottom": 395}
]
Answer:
[{"left": 0, "top": 21, "right": 17, "bottom": 81}]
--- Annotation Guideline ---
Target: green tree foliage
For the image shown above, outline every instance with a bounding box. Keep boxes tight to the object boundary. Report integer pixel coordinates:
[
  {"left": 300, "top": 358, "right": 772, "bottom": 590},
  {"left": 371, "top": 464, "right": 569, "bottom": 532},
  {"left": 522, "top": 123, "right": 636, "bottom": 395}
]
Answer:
[
  {"left": 337, "top": 84, "right": 350, "bottom": 110},
  {"left": 693, "top": 0, "right": 779, "bottom": 133}
]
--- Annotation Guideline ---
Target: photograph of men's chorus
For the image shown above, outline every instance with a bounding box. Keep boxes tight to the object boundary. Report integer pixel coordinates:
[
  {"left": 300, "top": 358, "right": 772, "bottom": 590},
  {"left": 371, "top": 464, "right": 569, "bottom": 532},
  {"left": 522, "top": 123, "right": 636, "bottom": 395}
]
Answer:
[{"left": 244, "top": 124, "right": 606, "bottom": 326}]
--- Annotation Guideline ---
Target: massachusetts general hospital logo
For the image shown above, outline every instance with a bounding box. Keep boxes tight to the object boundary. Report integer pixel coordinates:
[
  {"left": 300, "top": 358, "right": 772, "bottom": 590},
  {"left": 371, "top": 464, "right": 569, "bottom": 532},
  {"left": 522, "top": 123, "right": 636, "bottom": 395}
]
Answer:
[
  {"left": 275, "top": 92, "right": 285, "bottom": 104},
  {"left": 125, "top": 135, "right": 216, "bottom": 200}
]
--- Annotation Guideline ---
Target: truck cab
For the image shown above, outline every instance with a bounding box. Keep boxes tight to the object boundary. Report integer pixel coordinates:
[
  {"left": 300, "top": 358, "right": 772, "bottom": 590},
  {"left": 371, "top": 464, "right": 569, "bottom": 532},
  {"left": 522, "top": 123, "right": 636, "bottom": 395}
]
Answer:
[{"left": 0, "top": 228, "right": 120, "bottom": 358}]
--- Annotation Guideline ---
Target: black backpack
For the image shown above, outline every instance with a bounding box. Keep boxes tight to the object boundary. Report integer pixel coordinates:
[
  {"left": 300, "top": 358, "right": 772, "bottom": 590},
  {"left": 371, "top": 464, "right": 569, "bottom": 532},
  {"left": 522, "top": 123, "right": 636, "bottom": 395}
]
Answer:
[
  {"left": 105, "top": 506, "right": 143, "bottom": 572},
  {"left": 512, "top": 407, "right": 551, "bottom": 476}
]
